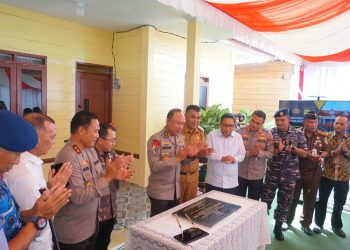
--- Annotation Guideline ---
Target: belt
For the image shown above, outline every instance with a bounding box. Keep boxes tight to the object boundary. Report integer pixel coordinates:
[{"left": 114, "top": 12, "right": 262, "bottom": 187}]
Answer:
[{"left": 180, "top": 170, "right": 197, "bottom": 175}]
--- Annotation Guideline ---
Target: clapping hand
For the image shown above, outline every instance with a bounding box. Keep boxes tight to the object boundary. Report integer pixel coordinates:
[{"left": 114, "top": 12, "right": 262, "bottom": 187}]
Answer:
[
  {"left": 106, "top": 155, "right": 135, "bottom": 181},
  {"left": 197, "top": 144, "right": 213, "bottom": 157},
  {"left": 221, "top": 155, "right": 236, "bottom": 164},
  {"left": 48, "top": 162, "right": 73, "bottom": 188},
  {"left": 176, "top": 148, "right": 188, "bottom": 162},
  {"left": 33, "top": 183, "right": 71, "bottom": 219},
  {"left": 186, "top": 143, "right": 204, "bottom": 157}
]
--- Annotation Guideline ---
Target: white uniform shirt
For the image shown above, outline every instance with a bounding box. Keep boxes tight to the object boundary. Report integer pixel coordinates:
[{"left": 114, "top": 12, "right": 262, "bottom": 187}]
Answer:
[
  {"left": 4, "top": 152, "right": 52, "bottom": 250},
  {"left": 205, "top": 129, "right": 246, "bottom": 189}
]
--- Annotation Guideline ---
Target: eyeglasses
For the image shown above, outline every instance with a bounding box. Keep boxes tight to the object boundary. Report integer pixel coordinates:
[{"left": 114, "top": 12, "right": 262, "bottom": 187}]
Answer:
[
  {"left": 100, "top": 137, "right": 116, "bottom": 144},
  {"left": 221, "top": 124, "right": 235, "bottom": 128}
]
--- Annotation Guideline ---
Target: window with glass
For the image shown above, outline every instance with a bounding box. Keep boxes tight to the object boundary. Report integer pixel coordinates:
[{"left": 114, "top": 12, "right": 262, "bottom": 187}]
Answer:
[
  {"left": 199, "top": 76, "right": 209, "bottom": 109},
  {"left": 0, "top": 50, "right": 46, "bottom": 114}
]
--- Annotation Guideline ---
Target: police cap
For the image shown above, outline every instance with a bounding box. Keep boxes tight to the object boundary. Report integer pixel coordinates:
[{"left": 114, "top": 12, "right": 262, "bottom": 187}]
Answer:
[
  {"left": 0, "top": 111, "right": 38, "bottom": 152},
  {"left": 274, "top": 108, "right": 289, "bottom": 118},
  {"left": 304, "top": 111, "right": 318, "bottom": 120}
]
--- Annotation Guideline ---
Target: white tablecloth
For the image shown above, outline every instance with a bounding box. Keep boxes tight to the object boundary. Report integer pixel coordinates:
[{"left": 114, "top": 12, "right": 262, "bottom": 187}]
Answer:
[{"left": 125, "top": 191, "right": 271, "bottom": 250}]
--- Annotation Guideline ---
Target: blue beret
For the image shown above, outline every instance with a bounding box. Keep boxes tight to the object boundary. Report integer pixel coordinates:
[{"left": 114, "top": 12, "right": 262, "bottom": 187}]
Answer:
[
  {"left": 0, "top": 111, "right": 38, "bottom": 152},
  {"left": 274, "top": 108, "right": 289, "bottom": 118},
  {"left": 304, "top": 111, "right": 318, "bottom": 120}
]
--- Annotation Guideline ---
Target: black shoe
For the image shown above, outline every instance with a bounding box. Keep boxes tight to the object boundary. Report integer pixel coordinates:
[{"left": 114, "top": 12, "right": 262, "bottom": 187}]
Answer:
[
  {"left": 313, "top": 226, "right": 323, "bottom": 234},
  {"left": 282, "top": 223, "right": 291, "bottom": 231},
  {"left": 274, "top": 221, "right": 284, "bottom": 241},
  {"left": 301, "top": 226, "right": 313, "bottom": 236},
  {"left": 274, "top": 230, "right": 284, "bottom": 241},
  {"left": 332, "top": 228, "right": 346, "bottom": 238}
]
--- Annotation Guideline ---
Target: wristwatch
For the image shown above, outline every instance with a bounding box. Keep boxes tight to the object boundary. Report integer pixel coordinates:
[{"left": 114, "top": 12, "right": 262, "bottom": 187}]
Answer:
[{"left": 29, "top": 216, "right": 47, "bottom": 230}]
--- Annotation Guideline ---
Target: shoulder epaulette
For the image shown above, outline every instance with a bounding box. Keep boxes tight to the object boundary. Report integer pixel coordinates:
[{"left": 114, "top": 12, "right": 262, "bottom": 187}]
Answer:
[
  {"left": 164, "top": 130, "right": 169, "bottom": 138},
  {"left": 73, "top": 144, "right": 81, "bottom": 154}
]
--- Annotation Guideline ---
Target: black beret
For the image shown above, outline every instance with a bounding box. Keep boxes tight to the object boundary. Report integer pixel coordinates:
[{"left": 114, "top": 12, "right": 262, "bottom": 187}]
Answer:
[
  {"left": 274, "top": 108, "right": 289, "bottom": 118},
  {"left": 0, "top": 111, "right": 38, "bottom": 152},
  {"left": 304, "top": 111, "right": 318, "bottom": 120}
]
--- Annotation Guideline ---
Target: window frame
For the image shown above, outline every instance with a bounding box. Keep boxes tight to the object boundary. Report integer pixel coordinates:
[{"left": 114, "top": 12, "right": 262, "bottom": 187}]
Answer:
[{"left": 0, "top": 49, "right": 47, "bottom": 114}]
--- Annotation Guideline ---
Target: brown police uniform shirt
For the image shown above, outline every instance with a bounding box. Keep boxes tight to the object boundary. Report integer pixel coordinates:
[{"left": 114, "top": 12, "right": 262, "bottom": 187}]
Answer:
[
  {"left": 54, "top": 140, "right": 110, "bottom": 244},
  {"left": 146, "top": 127, "right": 187, "bottom": 200},
  {"left": 237, "top": 126, "right": 274, "bottom": 180},
  {"left": 299, "top": 129, "right": 329, "bottom": 171},
  {"left": 323, "top": 132, "right": 350, "bottom": 181},
  {"left": 181, "top": 124, "right": 205, "bottom": 174}
]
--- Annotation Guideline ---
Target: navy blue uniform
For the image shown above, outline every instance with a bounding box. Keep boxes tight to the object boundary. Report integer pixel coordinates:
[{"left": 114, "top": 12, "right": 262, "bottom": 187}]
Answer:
[{"left": 261, "top": 125, "right": 307, "bottom": 222}]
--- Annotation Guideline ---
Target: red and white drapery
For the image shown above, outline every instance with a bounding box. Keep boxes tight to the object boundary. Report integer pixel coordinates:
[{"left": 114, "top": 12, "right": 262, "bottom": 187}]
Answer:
[{"left": 205, "top": 0, "right": 350, "bottom": 62}]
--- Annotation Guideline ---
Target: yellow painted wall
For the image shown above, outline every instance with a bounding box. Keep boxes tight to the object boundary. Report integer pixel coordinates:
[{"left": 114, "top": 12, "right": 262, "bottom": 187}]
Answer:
[
  {"left": 0, "top": 4, "right": 236, "bottom": 187},
  {"left": 113, "top": 27, "right": 235, "bottom": 187},
  {"left": 201, "top": 43, "right": 234, "bottom": 110},
  {"left": 0, "top": 3, "right": 113, "bottom": 159},
  {"left": 233, "top": 61, "right": 293, "bottom": 120}
]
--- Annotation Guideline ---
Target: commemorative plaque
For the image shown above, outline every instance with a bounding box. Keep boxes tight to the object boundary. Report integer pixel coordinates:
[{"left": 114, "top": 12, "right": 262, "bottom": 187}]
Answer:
[{"left": 174, "top": 197, "right": 241, "bottom": 228}]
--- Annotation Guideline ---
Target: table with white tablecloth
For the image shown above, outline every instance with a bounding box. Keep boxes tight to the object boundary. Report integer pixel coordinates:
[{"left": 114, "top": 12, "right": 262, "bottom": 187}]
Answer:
[{"left": 125, "top": 190, "right": 271, "bottom": 250}]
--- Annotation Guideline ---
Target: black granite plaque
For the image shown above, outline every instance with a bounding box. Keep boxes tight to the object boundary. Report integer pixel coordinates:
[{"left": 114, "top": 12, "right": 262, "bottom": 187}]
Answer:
[{"left": 174, "top": 197, "right": 241, "bottom": 228}]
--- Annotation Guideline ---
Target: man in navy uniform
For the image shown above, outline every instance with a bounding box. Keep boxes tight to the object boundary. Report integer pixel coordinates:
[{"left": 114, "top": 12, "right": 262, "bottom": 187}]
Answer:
[{"left": 261, "top": 108, "right": 308, "bottom": 241}]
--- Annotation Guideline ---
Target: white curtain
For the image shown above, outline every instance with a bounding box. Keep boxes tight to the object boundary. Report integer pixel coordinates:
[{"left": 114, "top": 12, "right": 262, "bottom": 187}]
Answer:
[
  {"left": 302, "top": 62, "right": 350, "bottom": 100},
  {"left": 0, "top": 68, "right": 10, "bottom": 109}
]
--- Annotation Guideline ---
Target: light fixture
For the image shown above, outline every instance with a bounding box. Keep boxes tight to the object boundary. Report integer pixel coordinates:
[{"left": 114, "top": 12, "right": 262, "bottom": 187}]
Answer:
[{"left": 76, "top": 0, "right": 85, "bottom": 16}]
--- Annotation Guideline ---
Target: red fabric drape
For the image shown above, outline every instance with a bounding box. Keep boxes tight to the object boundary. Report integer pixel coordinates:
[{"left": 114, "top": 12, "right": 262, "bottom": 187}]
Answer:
[
  {"left": 297, "top": 48, "right": 350, "bottom": 62},
  {"left": 298, "top": 65, "right": 304, "bottom": 100},
  {"left": 207, "top": 0, "right": 350, "bottom": 32}
]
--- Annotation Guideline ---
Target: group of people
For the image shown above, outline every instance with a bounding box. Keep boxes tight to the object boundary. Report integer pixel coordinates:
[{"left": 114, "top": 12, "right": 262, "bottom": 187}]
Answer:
[
  {"left": 0, "top": 104, "right": 349, "bottom": 249},
  {"left": 0, "top": 110, "right": 134, "bottom": 250},
  {"left": 146, "top": 105, "right": 349, "bottom": 242}
]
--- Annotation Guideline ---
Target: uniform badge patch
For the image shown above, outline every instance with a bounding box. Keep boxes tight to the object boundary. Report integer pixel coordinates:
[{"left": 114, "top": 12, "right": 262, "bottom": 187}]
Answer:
[{"left": 152, "top": 140, "right": 160, "bottom": 154}]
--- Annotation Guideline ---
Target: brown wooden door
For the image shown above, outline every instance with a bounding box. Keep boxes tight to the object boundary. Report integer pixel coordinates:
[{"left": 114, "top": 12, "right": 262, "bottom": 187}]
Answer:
[{"left": 76, "top": 71, "right": 112, "bottom": 124}]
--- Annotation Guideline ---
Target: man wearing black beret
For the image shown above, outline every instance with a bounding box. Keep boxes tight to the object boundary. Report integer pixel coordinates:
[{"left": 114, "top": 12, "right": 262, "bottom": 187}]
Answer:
[
  {"left": 0, "top": 111, "right": 71, "bottom": 249},
  {"left": 261, "top": 108, "right": 308, "bottom": 241},
  {"left": 286, "top": 112, "right": 329, "bottom": 235}
]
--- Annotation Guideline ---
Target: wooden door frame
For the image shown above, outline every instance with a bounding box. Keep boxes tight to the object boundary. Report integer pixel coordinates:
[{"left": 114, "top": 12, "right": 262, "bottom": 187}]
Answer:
[
  {"left": 0, "top": 61, "right": 16, "bottom": 112},
  {"left": 75, "top": 62, "right": 113, "bottom": 123}
]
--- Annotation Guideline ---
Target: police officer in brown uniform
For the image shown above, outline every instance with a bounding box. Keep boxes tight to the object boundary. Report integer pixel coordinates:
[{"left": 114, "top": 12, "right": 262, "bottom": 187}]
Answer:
[
  {"left": 54, "top": 111, "right": 133, "bottom": 250},
  {"left": 286, "top": 112, "right": 328, "bottom": 235},
  {"left": 237, "top": 110, "right": 274, "bottom": 200},
  {"left": 180, "top": 105, "right": 206, "bottom": 204},
  {"left": 147, "top": 108, "right": 203, "bottom": 216}
]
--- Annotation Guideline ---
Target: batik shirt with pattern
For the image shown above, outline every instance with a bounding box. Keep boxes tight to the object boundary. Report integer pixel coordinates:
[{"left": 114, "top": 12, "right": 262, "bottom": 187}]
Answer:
[{"left": 323, "top": 132, "right": 350, "bottom": 181}]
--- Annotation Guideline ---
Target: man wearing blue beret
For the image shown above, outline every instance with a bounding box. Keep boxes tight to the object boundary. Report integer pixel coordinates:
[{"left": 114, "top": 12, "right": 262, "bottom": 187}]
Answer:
[
  {"left": 0, "top": 111, "right": 71, "bottom": 249},
  {"left": 261, "top": 108, "right": 308, "bottom": 241}
]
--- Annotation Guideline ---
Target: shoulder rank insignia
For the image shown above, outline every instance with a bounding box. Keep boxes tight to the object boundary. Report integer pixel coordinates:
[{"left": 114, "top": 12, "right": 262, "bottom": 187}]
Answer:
[
  {"left": 164, "top": 130, "right": 169, "bottom": 138},
  {"left": 73, "top": 144, "right": 81, "bottom": 154}
]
